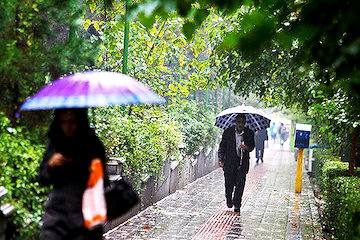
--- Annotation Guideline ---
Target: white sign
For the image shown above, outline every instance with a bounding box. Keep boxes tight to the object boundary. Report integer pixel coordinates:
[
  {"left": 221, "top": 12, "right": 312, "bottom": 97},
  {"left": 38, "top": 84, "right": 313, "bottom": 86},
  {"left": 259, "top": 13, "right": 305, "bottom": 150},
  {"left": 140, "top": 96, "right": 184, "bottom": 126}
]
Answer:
[{"left": 296, "top": 124, "right": 312, "bottom": 132}]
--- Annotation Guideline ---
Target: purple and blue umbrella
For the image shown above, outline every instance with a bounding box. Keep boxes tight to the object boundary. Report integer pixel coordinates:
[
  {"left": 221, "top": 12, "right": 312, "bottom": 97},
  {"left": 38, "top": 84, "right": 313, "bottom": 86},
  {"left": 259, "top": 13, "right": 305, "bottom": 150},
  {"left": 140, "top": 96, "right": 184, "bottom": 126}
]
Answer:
[{"left": 20, "top": 71, "right": 166, "bottom": 110}]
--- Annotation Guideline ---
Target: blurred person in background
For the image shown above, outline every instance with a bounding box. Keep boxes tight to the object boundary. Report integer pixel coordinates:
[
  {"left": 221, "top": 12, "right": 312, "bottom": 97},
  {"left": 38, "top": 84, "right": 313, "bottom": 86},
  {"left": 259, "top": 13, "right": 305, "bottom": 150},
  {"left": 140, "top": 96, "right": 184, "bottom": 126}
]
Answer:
[{"left": 255, "top": 128, "right": 268, "bottom": 163}]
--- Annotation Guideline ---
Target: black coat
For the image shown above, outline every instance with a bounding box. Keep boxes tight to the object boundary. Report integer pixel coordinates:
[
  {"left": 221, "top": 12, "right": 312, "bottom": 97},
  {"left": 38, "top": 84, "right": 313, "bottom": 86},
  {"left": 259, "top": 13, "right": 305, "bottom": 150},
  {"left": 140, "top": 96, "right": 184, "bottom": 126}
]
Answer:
[
  {"left": 218, "top": 126, "right": 255, "bottom": 174},
  {"left": 39, "top": 130, "right": 108, "bottom": 239}
]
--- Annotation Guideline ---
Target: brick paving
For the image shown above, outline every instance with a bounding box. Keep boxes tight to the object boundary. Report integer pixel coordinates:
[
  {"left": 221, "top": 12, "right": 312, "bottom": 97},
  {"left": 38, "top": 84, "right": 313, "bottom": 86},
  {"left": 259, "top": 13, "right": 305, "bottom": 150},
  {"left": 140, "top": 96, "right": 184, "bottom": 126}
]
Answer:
[{"left": 104, "top": 145, "right": 324, "bottom": 240}]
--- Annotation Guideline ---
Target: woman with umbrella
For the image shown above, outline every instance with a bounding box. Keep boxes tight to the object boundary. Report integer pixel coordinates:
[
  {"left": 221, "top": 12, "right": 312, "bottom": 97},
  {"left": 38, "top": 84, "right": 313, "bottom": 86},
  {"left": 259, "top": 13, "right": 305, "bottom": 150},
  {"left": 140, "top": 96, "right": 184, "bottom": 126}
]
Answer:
[
  {"left": 20, "top": 71, "right": 166, "bottom": 239},
  {"left": 39, "top": 108, "right": 108, "bottom": 239}
]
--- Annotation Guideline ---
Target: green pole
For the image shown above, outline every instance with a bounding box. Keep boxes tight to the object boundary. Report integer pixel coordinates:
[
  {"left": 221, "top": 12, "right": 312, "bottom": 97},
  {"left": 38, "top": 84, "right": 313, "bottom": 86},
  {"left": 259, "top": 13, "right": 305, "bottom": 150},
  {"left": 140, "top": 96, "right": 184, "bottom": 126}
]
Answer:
[{"left": 122, "top": 0, "right": 130, "bottom": 74}]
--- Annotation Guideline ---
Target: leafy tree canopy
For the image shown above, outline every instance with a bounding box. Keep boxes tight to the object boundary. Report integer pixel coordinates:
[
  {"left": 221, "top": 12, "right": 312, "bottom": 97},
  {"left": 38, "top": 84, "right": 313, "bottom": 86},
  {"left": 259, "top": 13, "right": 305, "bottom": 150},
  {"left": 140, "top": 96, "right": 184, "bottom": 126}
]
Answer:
[
  {"left": 0, "top": 0, "right": 98, "bottom": 123},
  {"left": 130, "top": 0, "right": 359, "bottom": 94},
  {"left": 128, "top": 0, "right": 360, "bottom": 147}
]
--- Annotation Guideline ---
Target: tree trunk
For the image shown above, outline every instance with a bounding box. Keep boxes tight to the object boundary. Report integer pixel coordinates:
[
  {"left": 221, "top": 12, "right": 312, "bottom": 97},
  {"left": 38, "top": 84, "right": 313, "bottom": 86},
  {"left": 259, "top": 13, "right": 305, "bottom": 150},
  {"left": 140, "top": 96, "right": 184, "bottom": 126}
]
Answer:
[
  {"left": 339, "top": 141, "right": 344, "bottom": 161},
  {"left": 349, "top": 126, "right": 360, "bottom": 175}
]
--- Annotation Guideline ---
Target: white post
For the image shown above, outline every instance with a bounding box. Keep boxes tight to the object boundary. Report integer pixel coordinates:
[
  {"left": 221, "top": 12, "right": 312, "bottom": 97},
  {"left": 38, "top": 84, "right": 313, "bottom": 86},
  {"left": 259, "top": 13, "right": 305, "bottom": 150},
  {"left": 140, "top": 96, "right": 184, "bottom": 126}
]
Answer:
[{"left": 308, "top": 149, "right": 313, "bottom": 172}]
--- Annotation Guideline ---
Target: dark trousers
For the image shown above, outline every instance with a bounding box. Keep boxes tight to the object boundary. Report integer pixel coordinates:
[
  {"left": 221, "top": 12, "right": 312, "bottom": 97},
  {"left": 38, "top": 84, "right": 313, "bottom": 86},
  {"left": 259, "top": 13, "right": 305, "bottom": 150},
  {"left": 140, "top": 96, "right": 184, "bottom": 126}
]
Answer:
[
  {"left": 40, "top": 191, "right": 104, "bottom": 240},
  {"left": 255, "top": 148, "right": 264, "bottom": 160},
  {"left": 40, "top": 227, "right": 103, "bottom": 240},
  {"left": 224, "top": 167, "right": 246, "bottom": 208},
  {"left": 40, "top": 225, "right": 103, "bottom": 240}
]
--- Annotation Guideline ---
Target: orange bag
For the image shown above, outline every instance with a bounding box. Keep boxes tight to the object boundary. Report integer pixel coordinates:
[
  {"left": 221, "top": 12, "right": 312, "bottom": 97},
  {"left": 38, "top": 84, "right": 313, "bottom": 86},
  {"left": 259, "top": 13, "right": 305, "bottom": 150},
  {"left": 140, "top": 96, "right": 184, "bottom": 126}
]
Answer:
[{"left": 82, "top": 159, "right": 107, "bottom": 229}]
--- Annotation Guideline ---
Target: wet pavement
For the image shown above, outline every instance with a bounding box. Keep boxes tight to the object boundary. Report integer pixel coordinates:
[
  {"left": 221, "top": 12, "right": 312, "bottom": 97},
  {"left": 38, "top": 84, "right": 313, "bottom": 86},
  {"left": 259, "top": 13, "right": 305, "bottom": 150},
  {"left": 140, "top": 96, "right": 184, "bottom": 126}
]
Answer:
[{"left": 104, "top": 145, "right": 324, "bottom": 240}]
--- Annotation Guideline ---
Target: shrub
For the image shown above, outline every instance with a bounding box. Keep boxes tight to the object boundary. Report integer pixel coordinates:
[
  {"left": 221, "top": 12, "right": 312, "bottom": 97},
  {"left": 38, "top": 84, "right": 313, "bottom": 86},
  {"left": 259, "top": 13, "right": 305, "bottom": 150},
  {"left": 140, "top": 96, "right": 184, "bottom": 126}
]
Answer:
[
  {"left": 312, "top": 148, "right": 339, "bottom": 187},
  {"left": 92, "top": 101, "right": 219, "bottom": 185},
  {"left": 325, "top": 177, "right": 360, "bottom": 239},
  {"left": 315, "top": 149, "right": 360, "bottom": 239},
  {"left": 167, "top": 100, "right": 219, "bottom": 155},
  {"left": 353, "top": 212, "right": 360, "bottom": 240},
  {"left": 0, "top": 112, "right": 48, "bottom": 239},
  {"left": 92, "top": 106, "right": 183, "bottom": 186},
  {"left": 321, "top": 160, "right": 349, "bottom": 191}
]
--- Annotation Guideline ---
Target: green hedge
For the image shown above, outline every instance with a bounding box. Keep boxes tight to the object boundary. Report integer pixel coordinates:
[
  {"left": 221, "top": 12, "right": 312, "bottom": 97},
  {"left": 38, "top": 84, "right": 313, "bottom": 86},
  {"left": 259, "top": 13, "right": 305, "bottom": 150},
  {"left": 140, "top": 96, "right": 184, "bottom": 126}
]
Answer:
[
  {"left": 167, "top": 100, "right": 219, "bottom": 155},
  {"left": 325, "top": 177, "right": 360, "bottom": 240},
  {"left": 92, "top": 106, "right": 183, "bottom": 187},
  {"left": 0, "top": 112, "right": 48, "bottom": 240},
  {"left": 321, "top": 160, "right": 349, "bottom": 191},
  {"left": 313, "top": 148, "right": 339, "bottom": 187},
  {"left": 93, "top": 102, "right": 219, "bottom": 185},
  {"left": 316, "top": 150, "right": 360, "bottom": 239}
]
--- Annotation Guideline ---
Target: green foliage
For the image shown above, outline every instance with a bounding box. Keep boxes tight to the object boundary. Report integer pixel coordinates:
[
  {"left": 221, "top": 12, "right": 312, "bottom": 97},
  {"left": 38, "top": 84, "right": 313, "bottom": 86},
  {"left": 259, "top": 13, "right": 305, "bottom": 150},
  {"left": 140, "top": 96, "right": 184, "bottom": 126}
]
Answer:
[
  {"left": 85, "top": 3, "right": 224, "bottom": 183},
  {"left": 354, "top": 212, "right": 360, "bottom": 240},
  {"left": 90, "top": 100, "right": 219, "bottom": 184},
  {"left": 132, "top": 0, "right": 360, "bottom": 96},
  {"left": 130, "top": 0, "right": 360, "bottom": 152},
  {"left": 321, "top": 160, "right": 349, "bottom": 192},
  {"left": 0, "top": 1, "right": 100, "bottom": 238},
  {"left": 0, "top": 112, "right": 48, "bottom": 239},
  {"left": 307, "top": 88, "right": 360, "bottom": 148},
  {"left": 88, "top": 3, "right": 227, "bottom": 101},
  {"left": 0, "top": 0, "right": 98, "bottom": 120},
  {"left": 324, "top": 177, "right": 360, "bottom": 240},
  {"left": 312, "top": 148, "right": 336, "bottom": 186},
  {"left": 221, "top": 8, "right": 276, "bottom": 58},
  {"left": 167, "top": 100, "right": 219, "bottom": 155},
  {"left": 314, "top": 149, "right": 360, "bottom": 239},
  {"left": 91, "top": 106, "right": 183, "bottom": 186}
]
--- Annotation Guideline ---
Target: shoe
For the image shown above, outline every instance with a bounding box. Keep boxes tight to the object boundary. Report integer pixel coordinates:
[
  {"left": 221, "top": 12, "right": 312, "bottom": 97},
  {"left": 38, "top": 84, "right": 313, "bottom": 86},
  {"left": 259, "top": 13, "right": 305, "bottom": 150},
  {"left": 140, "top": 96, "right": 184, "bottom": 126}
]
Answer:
[
  {"left": 261, "top": 159, "right": 263, "bottom": 163},
  {"left": 226, "top": 198, "right": 233, "bottom": 208},
  {"left": 256, "top": 159, "right": 259, "bottom": 164},
  {"left": 234, "top": 208, "right": 240, "bottom": 213}
]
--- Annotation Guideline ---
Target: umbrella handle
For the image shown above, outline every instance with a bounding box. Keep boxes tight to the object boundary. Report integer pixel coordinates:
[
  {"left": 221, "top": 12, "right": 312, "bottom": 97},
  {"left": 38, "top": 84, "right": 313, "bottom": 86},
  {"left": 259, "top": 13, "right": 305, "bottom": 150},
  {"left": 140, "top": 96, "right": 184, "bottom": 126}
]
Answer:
[{"left": 240, "top": 141, "right": 244, "bottom": 165}]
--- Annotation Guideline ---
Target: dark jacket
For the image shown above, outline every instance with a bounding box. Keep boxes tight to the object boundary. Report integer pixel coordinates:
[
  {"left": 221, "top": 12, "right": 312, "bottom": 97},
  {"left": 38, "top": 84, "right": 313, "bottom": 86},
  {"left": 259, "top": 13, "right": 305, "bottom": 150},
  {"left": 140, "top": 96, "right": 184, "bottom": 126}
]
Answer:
[
  {"left": 218, "top": 126, "right": 255, "bottom": 174},
  {"left": 255, "top": 128, "right": 268, "bottom": 150},
  {"left": 39, "top": 130, "right": 108, "bottom": 239}
]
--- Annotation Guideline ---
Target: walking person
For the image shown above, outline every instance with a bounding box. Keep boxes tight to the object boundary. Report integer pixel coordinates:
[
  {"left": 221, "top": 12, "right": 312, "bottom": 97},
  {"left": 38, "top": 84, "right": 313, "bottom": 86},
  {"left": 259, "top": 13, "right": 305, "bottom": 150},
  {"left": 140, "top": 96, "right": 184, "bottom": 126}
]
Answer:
[
  {"left": 269, "top": 122, "right": 277, "bottom": 143},
  {"left": 218, "top": 114, "right": 255, "bottom": 213},
  {"left": 279, "top": 123, "right": 289, "bottom": 148},
  {"left": 39, "top": 108, "right": 109, "bottom": 240},
  {"left": 255, "top": 128, "right": 268, "bottom": 164}
]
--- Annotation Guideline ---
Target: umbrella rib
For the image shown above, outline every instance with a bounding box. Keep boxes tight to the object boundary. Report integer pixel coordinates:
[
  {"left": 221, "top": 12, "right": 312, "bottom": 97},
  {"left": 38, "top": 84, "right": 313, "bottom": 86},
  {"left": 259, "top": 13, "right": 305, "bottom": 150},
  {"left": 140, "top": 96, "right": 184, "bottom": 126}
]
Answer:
[
  {"left": 249, "top": 113, "right": 261, "bottom": 130},
  {"left": 223, "top": 113, "right": 236, "bottom": 128}
]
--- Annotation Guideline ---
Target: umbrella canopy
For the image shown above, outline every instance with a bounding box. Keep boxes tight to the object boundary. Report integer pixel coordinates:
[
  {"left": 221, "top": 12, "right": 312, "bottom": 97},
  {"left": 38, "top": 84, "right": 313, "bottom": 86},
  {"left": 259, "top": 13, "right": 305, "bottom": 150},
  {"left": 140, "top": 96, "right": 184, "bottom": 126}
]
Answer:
[
  {"left": 215, "top": 105, "right": 271, "bottom": 131},
  {"left": 20, "top": 71, "right": 165, "bottom": 110}
]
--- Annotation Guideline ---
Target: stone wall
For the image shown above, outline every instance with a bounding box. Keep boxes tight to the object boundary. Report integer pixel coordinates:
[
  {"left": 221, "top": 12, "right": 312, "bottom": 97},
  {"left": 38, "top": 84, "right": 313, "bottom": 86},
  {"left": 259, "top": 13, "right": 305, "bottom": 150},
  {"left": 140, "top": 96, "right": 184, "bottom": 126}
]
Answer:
[{"left": 104, "top": 142, "right": 219, "bottom": 231}]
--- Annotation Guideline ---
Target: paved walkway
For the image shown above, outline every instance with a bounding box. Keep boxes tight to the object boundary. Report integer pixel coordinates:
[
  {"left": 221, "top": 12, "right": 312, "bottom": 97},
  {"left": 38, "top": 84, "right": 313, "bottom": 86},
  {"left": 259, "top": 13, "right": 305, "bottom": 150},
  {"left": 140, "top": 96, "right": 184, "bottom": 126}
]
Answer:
[{"left": 104, "top": 145, "right": 324, "bottom": 240}]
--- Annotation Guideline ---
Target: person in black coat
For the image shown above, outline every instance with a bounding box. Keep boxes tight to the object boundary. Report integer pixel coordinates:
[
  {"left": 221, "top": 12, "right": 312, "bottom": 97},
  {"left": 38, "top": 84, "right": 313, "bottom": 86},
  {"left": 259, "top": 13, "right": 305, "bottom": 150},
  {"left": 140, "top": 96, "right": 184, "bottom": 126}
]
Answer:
[
  {"left": 218, "top": 113, "right": 255, "bottom": 212},
  {"left": 255, "top": 128, "right": 268, "bottom": 163},
  {"left": 39, "top": 108, "right": 108, "bottom": 240}
]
